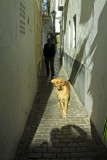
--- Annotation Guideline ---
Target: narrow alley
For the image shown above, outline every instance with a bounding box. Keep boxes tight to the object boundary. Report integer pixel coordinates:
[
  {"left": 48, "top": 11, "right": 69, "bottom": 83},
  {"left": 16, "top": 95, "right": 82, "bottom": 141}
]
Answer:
[
  {"left": 0, "top": 0, "right": 107, "bottom": 160},
  {"left": 15, "top": 53, "right": 107, "bottom": 160}
]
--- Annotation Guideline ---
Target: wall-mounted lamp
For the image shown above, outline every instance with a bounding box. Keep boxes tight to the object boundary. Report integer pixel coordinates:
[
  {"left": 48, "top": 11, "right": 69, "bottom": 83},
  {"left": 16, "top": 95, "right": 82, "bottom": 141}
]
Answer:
[{"left": 51, "top": 10, "right": 56, "bottom": 17}]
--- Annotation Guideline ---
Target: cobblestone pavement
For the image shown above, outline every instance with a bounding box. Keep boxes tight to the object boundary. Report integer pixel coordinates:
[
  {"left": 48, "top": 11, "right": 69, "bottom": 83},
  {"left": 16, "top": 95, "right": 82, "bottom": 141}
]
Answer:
[{"left": 15, "top": 53, "right": 107, "bottom": 160}]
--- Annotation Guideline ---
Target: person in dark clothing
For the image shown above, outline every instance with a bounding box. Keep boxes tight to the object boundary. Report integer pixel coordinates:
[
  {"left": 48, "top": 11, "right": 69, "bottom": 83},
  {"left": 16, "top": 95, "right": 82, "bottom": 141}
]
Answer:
[{"left": 43, "top": 38, "right": 56, "bottom": 79}]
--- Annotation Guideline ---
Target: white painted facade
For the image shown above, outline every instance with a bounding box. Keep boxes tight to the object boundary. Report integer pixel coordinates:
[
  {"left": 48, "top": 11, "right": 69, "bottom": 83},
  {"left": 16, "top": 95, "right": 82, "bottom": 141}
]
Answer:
[
  {"left": 60, "top": 0, "right": 107, "bottom": 147},
  {"left": 51, "top": 0, "right": 61, "bottom": 33},
  {"left": 55, "top": 0, "right": 60, "bottom": 33},
  {"left": 42, "top": 0, "right": 53, "bottom": 48},
  {"left": 0, "top": 0, "right": 41, "bottom": 159}
]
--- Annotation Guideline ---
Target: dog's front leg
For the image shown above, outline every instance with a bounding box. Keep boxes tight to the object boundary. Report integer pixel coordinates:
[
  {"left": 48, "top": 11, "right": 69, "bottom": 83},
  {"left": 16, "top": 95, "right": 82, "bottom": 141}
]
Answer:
[
  {"left": 62, "top": 101, "right": 68, "bottom": 118},
  {"left": 57, "top": 101, "right": 61, "bottom": 107},
  {"left": 59, "top": 101, "right": 64, "bottom": 117}
]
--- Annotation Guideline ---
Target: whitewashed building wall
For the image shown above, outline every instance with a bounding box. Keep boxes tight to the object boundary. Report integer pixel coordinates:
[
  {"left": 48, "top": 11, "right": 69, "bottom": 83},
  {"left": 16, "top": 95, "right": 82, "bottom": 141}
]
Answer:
[{"left": 61, "top": 0, "right": 107, "bottom": 147}]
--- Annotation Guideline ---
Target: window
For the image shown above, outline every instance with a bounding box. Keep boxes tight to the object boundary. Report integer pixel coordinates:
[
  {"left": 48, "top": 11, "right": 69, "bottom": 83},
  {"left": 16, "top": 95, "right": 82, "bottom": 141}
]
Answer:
[{"left": 73, "top": 15, "right": 76, "bottom": 48}]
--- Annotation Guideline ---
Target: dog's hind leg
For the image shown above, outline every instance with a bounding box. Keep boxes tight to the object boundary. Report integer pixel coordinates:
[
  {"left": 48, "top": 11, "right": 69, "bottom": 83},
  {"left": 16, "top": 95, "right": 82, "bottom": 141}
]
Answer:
[
  {"left": 68, "top": 96, "right": 70, "bottom": 106},
  {"left": 60, "top": 101, "right": 64, "bottom": 110}
]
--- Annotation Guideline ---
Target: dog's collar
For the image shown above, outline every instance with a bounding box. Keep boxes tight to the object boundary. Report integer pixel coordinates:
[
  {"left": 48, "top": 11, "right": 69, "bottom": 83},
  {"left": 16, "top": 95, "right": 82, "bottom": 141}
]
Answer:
[{"left": 57, "top": 88, "right": 62, "bottom": 91}]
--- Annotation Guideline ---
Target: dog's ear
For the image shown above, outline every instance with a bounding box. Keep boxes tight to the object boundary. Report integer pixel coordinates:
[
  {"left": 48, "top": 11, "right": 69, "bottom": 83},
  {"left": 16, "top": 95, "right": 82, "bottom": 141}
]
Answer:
[{"left": 51, "top": 79, "right": 56, "bottom": 84}]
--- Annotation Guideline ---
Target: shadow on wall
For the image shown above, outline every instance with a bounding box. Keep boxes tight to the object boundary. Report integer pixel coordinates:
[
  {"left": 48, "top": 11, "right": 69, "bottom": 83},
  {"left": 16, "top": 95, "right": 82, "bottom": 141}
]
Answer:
[
  {"left": 69, "top": 37, "right": 88, "bottom": 85},
  {"left": 29, "top": 124, "right": 107, "bottom": 159},
  {"left": 80, "top": 0, "right": 95, "bottom": 24},
  {"left": 69, "top": 0, "right": 95, "bottom": 85},
  {"left": 68, "top": 0, "right": 107, "bottom": 147},
  {"left": 88, "top": 1, "right": 107, "bottom": 144},
  {"left": 68, "top": 0, "right": 107, "bottom": 146}
]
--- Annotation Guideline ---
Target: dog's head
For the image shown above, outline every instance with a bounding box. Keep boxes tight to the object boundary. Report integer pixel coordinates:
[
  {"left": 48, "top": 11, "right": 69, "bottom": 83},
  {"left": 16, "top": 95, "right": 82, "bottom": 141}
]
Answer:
[{"left": 51, "top": 78, "right": 65, "bottom": 91}]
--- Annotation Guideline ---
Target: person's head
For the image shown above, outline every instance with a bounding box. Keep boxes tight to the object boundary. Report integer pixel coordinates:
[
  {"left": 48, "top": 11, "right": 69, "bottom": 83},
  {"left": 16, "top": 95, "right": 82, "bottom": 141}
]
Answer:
[{"left": 47, "top": 38, "right": 52, "bottom": 45}]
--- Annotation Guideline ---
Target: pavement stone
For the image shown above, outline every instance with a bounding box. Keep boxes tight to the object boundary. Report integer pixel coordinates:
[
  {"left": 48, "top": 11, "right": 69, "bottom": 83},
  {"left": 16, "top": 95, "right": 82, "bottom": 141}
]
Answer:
[{"left": 15, "top": 53, "right": 107, "bottom": 160}]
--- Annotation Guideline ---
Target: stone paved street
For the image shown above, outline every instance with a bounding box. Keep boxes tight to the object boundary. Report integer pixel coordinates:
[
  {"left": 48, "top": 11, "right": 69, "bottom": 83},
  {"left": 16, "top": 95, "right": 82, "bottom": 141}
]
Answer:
[{"left": 15, "top": 53, "right": 107, "bottom": 160}]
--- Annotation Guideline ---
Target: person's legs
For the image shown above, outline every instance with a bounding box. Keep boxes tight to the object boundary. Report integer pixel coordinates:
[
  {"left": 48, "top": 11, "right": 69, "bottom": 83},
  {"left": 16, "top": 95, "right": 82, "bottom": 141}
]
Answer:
[
  {"left": 50, "top": 57, "right": 54, "bottom": 78},
  {"left": 45, "top": 57, "right": 50, "bottom": 75}
]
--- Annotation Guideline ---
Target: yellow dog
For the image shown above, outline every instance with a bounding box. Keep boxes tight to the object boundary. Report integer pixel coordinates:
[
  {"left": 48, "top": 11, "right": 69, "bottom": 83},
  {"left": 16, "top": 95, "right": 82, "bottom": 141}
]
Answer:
[{"left": 51, "top": 78, "right": 70, "bottom": 118}]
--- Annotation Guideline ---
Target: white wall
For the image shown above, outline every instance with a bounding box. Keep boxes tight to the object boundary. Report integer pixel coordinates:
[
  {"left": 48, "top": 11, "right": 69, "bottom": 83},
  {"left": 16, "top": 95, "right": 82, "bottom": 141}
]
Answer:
[
  {"left": 55, "top": 0, "right": 61, "bottom": 33},
  {"left": 85, "top": 0, "right": 107, "bottom": 147},
  {"left": 0, "top": 0, "right": 37, "bottom": 159},
  {"left": 51, "top": 0, "right": 61, "bottom": 33},
  {"left": 62, "top": 0, "right": 107, "bottom": 147}
]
